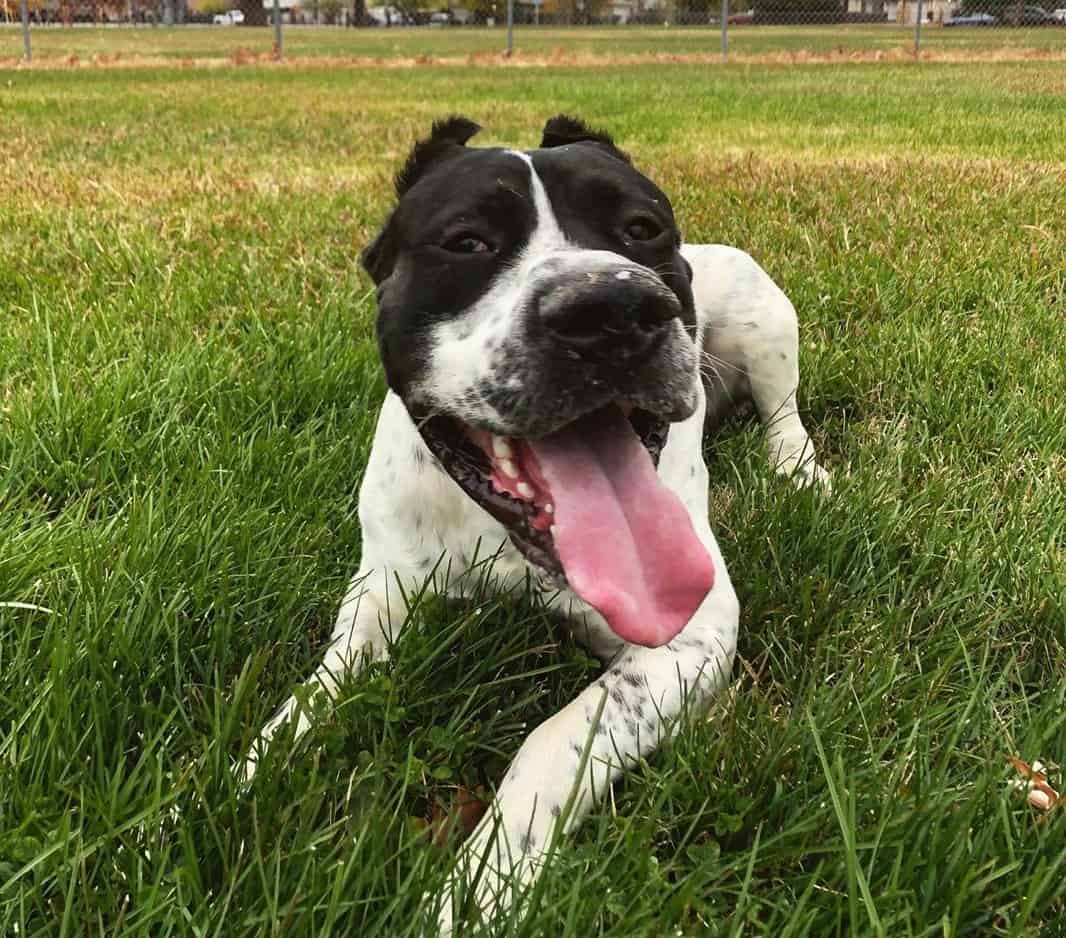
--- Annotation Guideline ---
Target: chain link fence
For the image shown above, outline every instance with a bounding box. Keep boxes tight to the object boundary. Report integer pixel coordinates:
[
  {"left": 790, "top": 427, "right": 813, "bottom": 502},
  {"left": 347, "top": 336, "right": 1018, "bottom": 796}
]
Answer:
[
  {"left": 458, "top": 0, "right": 1066, "bottom": 27},
  {"left": 5, "top": 0, "right": 1066, "bottom": 24},
  {"left": 4, "top": 0, "right": 1064, "bottom": 63}
]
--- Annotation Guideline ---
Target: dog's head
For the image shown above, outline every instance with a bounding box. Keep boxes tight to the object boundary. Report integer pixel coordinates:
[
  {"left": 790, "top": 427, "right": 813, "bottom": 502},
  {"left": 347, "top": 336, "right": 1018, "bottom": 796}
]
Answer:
[{"left": 363, "top": 116, "right": 713, "bottom": 646}]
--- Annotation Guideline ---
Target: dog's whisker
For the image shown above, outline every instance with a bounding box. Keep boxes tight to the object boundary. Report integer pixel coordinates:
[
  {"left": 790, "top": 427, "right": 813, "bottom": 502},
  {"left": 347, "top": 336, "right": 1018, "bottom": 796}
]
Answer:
[
  {"left": 699, "top": 351, "right": 747, "bottom": 377},
  {"left": 414, "top": 410, "right": 446, "bottom": 432}
]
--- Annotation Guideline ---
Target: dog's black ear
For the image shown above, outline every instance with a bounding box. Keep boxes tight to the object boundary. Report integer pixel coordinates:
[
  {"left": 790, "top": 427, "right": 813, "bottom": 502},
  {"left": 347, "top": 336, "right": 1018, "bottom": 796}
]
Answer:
[
  {"left": 365, "top": 117, "right": 481, "bottom": 282},
  {"left": 394, "top": 115, "right": 482, "bottom": 197},
  {"left": 361, "top": 223, "right": 396, "bottom": 285},
  {"left": 539, "top": 114, "right": 631, "bottom": 164}
]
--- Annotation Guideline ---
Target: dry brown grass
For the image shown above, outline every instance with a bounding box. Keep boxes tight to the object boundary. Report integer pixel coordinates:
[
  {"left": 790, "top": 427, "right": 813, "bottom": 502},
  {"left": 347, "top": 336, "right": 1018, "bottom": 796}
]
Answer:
[{"left": 5, "top": 44, "right": 1066, "bottom": 71}]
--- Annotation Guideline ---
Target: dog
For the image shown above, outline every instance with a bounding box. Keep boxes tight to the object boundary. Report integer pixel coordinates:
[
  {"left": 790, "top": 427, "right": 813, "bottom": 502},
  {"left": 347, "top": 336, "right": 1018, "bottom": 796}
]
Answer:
[{"left": 242, "top": 114, "right": 828, "bottom": 932}]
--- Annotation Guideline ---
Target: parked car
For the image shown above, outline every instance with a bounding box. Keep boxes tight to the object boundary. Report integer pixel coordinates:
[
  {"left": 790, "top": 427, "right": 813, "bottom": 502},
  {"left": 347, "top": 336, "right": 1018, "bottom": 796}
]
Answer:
[
  {"left": 944, "top": 11, "right": 998, "bottom": 24},
  {"left": 367, "top": 5, "right": 409, "bottom": 24},
  {"left": 727, "top": 8, "right": 753, "bottom": 23},
  {"left": 212, "top": 9, "right": 244, "bottom": 23},
  {"left": 1012, "top": 4, "right": 1052, "bottom": 23},
  {"left": 1052, "top": 7, "right": 1066, "bottom": 20}
]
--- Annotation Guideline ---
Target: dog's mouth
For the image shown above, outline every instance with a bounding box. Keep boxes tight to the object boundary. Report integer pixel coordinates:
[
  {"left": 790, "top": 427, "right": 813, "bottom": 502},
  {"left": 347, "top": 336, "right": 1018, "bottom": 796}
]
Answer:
[{"left": 417, "top": 403, "right": 715, "bottom": 647}]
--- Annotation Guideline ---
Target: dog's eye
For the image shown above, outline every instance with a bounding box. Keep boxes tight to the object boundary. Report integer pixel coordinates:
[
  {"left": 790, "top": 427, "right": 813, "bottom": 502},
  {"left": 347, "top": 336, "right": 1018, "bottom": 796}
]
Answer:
[
  {"left": 442, "top": 233, "right": 493, "bottom": 255},
  {"left": 624, "top": 218, "right": 664, "bottom": 242}
]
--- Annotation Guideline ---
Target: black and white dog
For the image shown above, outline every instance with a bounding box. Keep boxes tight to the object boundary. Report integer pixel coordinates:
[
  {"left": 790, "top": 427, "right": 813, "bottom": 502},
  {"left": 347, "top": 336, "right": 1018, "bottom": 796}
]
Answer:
[{"left": 243, "top": 115, "right": 827, "bottom": 931}]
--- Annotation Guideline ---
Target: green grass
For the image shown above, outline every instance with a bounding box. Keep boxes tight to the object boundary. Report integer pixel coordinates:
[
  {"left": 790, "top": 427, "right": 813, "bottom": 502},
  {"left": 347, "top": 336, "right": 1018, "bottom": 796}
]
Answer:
[
  {"left": 2, "top": 52, "right": 1066, "bottom": 937},
  {"left": 3, "top": 22, "right": 1066, "bottom": 63}
]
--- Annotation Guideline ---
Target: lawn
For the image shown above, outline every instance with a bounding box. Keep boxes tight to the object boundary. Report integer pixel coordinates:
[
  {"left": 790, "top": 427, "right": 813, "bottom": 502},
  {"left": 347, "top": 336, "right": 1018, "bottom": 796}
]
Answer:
[
  {"left": 3, "top": 22, "right": 1066, "bottom": 64},
  {"left": 1, "top": 53, "right": 1065, "bottom": 937}
]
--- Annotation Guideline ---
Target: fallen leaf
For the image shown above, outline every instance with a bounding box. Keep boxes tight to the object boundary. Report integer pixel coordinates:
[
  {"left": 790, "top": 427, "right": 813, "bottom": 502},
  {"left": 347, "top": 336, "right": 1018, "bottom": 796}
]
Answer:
[{"left": 427, "top": 785, "right": 488, "bottom": 847}]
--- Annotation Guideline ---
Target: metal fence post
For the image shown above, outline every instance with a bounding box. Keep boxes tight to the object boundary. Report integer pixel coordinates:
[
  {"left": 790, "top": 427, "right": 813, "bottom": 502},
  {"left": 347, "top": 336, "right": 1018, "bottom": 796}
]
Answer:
[
  {"left": 505, "top": 0, "right": 514, "bottom": 56},
  {"left": 914, "top": 0, "right": 924, "bottom": 53},
  {"left": 273, "top": 0, "right": 283, "bottom": 59},
  {"left": 20, "top": 0, "right": 31, "bottom": 63},
  {"left": 720, "top": 0, "right": 728, "bottom": 60}
]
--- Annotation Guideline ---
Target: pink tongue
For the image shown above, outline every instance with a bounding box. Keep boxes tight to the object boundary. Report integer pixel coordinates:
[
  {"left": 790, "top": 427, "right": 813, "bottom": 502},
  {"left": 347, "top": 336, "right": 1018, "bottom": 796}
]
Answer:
[{"left": 527, "top": 408, "right": 715, "bottom": 647}]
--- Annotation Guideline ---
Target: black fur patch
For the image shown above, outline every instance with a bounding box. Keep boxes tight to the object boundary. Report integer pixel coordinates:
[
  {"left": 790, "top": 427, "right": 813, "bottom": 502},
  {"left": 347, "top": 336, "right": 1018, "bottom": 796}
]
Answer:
[
  {"left": 540, "top": 114, "right": 630, "bottom": 164},
  {"left": 362, "top": 117, "right": 482, "bottom": 283},
  {"left": 360, "top": 226, "right": 394, "bottom": 285},
  {"left": 395, "top": 115, "right": 482, "bottom": 196}
]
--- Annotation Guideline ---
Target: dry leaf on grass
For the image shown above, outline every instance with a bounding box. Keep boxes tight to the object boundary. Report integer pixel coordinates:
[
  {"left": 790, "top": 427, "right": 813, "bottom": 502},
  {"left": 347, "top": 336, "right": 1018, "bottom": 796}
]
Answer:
[
  {"left": 426, "top": 784, "right": 488, "bottom": 847},
  {"left": 1007, "top": 755, "right": 1059, "bottom": 817}
]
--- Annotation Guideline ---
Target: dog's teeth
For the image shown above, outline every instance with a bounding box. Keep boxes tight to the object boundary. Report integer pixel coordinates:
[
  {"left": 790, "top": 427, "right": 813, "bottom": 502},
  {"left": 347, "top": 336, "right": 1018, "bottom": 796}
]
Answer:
[
  {"left": 544, "top": 503, "right": 554, "bottom": 514},
  {"left": 492, "top": 436, "right": 513, "bottom": 459},
  {"left": 500, "top": 459, "right": 518, "bottom": 478},
  {"left": 517, "top": 481, "right": 534, "bottom": 499}
]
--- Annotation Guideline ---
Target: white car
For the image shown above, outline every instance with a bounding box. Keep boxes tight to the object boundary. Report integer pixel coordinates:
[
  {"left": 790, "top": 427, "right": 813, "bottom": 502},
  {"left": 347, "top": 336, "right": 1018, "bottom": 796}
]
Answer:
[
  {"left": 1052, "top": 7, "right": 1066, "bottom": 20},
  {"left": 212, "top": 9, "right": 245, "bottom": 24},
  {"left": 367, "top": 5, "right": 406, "bottom": 24}
]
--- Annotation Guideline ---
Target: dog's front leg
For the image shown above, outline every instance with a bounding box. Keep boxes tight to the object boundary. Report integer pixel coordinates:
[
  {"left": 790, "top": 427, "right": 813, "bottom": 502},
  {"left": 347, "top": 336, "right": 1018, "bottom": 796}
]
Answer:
[
  {"left": 437, "top": 583, "right": 739, "bottom": 934},
  {"left": 242, "top": 393, "right": 458, "bottom": 782},
  {"left": 240, "top": 565, "right": 410, "bottom": 782}
]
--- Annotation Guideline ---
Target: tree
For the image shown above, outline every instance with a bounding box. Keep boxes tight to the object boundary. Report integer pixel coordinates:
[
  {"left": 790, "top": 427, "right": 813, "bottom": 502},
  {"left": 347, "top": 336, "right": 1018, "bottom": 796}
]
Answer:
[
  {"left": 237, "top": 0, "right": 268, "bottom": 24},
  {"left": 2, "top": 0, "right": 44, "bottom": 19},
  {"left": 463, "top": 0, "right": 498, "bottom": 20},
  {"left": 541, "top": 0, "right": 609, "bottom": 22},
  {"left": 391, "top": 0, "right": 424, "bottom": 20},
  {"left": 678, "top": 0, "right": 713, "bottom": 22}
]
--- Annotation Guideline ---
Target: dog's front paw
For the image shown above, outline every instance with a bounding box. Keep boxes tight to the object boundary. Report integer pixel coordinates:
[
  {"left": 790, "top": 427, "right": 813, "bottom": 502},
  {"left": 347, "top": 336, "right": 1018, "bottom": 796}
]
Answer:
[
  {"left": 433, "top": 827, "right": 540, "bottom": 936},
  {"left": 799, "top": 461, "right": 832, "bottom": 493},
  {"left": 777, "top": 456, "right": 832, "bottom": 493},
  {"left": 433, "top": 871, "right": 491, "bottom": 938},
  {"left": 434, "top": 894, "right": 456, "bottom": 938},
  {"left": 238, "top": 749, "right": 261, "bottom": 787},
  {"left": 237, "top": 706, "right": 291, "bottom": 787},
  {"left": 434, "top": 877, "right": 524, "bottom": 937}
]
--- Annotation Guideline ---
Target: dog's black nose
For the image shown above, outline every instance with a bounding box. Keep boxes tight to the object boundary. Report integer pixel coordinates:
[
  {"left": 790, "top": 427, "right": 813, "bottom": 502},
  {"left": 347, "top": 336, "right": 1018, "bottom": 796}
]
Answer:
[{"left": 538, "top": 275, "right": 680, "bottom": 363}]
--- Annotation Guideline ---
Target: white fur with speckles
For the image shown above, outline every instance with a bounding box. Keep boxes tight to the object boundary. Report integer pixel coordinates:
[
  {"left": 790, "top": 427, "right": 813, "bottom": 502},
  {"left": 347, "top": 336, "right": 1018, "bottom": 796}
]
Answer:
[{"left": 241, "top": 156, "right": 827, "bottom": 934}]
